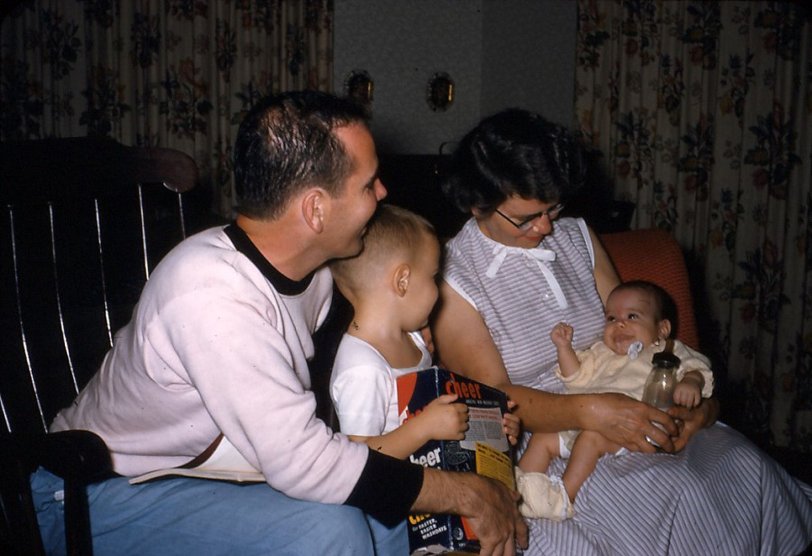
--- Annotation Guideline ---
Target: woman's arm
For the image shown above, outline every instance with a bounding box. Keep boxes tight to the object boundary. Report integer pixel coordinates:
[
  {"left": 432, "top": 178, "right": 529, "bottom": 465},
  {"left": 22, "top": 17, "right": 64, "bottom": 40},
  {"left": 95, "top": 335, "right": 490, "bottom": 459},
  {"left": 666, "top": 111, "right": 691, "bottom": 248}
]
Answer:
[
  {"left": 433, "top": 282, "right": 676, "bottom": 452},
  {"left": 588, "top": 227, "right": 621, "bottom": 304}
]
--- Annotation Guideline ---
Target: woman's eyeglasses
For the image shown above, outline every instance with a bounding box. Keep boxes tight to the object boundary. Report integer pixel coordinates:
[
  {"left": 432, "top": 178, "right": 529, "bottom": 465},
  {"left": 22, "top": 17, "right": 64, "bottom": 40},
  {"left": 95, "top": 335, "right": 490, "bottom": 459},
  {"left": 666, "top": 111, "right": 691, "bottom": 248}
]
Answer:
[{"left": 494, "top": 203, "right": 565, "bottom": 231}]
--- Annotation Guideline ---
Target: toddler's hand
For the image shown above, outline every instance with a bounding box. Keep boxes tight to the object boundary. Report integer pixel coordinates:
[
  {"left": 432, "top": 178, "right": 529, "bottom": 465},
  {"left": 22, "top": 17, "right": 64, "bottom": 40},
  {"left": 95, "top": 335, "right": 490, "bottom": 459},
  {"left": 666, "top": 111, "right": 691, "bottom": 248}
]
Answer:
[
  {"left": 550, "top": 322, "right": 574, "bottom": 348},
  {"left": 424, "top": 394, "right": 469, "bottom": 441},
  {"left": 673, "top": 382, "right": 701, "bottom": 408},
  {"left": 503, "top": 414, "right": 520, "bottom": 446},
  {"left": 503, "top": 400, "right": 521, "bottom": 446},
  {"left": 419, "top": 325, "right": 435, "bottom": 358}
]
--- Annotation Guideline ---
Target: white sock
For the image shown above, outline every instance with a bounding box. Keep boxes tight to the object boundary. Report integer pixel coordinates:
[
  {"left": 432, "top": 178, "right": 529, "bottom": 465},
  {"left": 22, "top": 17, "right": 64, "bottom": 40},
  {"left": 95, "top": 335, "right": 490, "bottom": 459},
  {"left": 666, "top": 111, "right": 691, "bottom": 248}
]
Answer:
[{"left": 514, "top": 468, "right": 574, "bottom": 521}]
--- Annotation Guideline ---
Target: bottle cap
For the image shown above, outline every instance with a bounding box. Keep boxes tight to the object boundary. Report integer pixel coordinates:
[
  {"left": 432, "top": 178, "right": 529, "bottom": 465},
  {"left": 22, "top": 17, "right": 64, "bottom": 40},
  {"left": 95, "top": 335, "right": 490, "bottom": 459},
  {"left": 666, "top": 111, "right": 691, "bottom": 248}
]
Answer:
[{"left": 651, "top": 351, "right": 680, "bottom": 368}]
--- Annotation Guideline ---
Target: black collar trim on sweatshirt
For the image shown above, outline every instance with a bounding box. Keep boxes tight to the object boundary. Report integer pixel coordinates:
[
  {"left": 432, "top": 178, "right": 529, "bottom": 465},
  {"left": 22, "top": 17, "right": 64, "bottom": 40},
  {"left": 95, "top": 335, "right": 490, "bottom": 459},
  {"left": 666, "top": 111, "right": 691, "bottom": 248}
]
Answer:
[{"left": 224, "top": 222, "right": 314, "bottom": 296}]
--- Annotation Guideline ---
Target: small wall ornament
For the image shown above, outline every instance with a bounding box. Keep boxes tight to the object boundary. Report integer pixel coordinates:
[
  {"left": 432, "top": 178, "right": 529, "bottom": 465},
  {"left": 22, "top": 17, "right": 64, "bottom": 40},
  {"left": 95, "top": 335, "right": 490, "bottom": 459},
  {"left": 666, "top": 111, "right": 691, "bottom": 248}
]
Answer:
[
  {"left": 427, "top": 72, "right": 455, "bottom": 111},
  {"left": 344, "top": 70, "right": 374, "bottom": 106}
]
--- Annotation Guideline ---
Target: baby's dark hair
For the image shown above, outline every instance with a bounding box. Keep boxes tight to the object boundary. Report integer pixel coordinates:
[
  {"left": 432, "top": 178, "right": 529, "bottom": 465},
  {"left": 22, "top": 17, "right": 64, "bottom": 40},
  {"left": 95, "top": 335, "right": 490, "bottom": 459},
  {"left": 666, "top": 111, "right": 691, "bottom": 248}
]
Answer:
[{"left": 611, "top": 280, "right": 678, "bottom": 336}]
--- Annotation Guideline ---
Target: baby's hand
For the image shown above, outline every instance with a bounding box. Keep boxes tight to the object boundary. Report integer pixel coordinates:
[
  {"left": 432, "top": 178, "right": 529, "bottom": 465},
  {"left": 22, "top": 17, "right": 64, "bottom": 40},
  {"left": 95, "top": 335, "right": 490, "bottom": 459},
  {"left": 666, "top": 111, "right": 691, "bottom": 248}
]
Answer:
[
  {"left": 423, "top": 394, "right": 469, "bottom": 441},
  {"left": 503, "top": 400, "right": 521, "bottom": 446},
  {"left": 550, "top": 322, "right": 574, "bottom": 348},
  {"left": 673, "top": 382, "right": 701, "bottom": 408}
]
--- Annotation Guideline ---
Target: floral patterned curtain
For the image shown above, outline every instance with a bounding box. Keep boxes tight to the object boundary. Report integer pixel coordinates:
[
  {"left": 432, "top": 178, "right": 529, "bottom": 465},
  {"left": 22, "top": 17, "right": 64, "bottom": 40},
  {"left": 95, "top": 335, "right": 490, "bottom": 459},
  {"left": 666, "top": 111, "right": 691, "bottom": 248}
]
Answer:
[
  {"left": 575, "top": 0, "right": 811, "bottom": 451},
  {"left": 1, "top": 0, "right": 334, "bottom": 216}
]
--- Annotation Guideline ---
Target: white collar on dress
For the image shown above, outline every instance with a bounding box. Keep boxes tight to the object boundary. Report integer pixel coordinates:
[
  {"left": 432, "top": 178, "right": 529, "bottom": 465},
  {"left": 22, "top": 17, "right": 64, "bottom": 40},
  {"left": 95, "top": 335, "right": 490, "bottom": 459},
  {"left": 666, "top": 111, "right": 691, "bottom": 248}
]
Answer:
[{"left": 473, "top": 221, "right": 568, "bottom": 309}]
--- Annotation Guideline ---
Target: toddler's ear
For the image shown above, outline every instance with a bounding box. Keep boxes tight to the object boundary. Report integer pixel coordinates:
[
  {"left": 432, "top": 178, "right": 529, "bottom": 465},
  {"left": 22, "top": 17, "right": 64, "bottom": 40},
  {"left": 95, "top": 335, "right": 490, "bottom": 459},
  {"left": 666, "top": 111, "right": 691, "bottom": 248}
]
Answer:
[{"left": 393, "top": 264, "right": 411, "bottom": 297}]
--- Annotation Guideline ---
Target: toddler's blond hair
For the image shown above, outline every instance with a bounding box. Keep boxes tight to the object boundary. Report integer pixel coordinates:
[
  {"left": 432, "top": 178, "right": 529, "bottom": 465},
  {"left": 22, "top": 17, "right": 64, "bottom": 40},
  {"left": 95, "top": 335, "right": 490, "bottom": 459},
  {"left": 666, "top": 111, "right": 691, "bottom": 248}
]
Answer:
[{"left": 330, "top": 204, "right": 435, "bottom": 299}]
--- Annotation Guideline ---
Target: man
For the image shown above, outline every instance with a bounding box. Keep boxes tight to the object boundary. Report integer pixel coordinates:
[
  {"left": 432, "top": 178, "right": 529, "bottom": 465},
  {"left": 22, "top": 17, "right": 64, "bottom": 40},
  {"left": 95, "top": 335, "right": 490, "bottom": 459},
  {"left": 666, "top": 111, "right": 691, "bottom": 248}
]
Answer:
[{"left": 32, "top": 91, "right": 527, "bottom": 555}]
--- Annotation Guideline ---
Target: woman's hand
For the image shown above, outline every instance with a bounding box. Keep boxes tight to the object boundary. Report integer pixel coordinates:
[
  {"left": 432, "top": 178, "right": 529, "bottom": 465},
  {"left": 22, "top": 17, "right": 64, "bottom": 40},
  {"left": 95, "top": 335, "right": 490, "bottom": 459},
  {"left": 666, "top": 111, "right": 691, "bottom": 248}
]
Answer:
[
  {"left": 668, "top": 397, "right": 719, "bottom": 452},
  {"left": 585, "top": 392, "right": 678, "bottom": 453}
]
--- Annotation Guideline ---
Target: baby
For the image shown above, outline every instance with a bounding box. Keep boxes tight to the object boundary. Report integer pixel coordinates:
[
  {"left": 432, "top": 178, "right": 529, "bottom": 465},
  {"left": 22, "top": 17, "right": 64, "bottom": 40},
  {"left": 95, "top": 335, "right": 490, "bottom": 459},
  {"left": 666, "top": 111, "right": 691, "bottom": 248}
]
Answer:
[
  {"left": 329, "top": 203, "right": 519, "bottom": 459},
  {"left": 516, "top": 280, "right": 714, "bottom": 520}
]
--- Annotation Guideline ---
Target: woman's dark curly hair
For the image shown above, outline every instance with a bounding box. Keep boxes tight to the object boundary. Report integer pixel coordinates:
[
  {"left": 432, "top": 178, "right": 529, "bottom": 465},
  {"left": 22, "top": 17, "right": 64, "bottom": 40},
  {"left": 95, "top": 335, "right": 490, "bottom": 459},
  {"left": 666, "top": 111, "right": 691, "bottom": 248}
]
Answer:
[{"left": 442, "top": 108, "right": 587, "bottom": 214}]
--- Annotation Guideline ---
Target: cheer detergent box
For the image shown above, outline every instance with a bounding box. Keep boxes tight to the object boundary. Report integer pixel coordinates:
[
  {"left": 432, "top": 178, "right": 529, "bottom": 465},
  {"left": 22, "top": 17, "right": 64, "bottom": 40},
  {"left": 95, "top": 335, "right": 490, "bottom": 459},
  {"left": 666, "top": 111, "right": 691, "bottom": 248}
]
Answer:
[{"left": 396, "top": 367, "right": 515, "bottom": 555}]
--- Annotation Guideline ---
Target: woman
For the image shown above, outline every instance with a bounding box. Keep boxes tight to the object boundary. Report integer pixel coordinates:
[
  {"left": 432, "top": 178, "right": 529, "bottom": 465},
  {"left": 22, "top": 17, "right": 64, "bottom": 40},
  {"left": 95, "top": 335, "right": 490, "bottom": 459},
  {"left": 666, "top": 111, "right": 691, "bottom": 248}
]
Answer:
[{"left": 432, "top": 109, "right": 812, "bottom": 555}]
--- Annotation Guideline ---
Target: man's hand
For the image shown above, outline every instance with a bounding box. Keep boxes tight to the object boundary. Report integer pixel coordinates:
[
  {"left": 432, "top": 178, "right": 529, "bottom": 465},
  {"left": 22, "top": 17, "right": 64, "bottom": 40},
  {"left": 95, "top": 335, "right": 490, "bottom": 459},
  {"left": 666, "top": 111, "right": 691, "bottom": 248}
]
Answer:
[
  {"left": 464, "top": 475, "right": 528, "bottom": 556},
  {"left": 413, "top": 469, "right": 528, "bottom": 556},
  {"left": 586, "top": 393, "right": 678, "bottom": 453}
]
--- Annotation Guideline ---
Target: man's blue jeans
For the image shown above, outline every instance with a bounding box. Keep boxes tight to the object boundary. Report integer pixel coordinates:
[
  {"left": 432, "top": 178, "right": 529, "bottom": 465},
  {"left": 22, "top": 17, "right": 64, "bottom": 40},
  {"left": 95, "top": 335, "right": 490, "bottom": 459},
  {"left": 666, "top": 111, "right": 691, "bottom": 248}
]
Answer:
[{"left": 31, "top": 467, "right": 407, "bottom": 555}]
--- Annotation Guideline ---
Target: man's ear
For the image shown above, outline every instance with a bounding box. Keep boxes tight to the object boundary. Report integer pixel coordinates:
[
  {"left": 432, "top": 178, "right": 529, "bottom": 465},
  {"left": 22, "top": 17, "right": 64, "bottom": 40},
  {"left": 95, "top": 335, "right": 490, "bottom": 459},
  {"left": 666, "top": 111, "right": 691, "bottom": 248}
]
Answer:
[
  {"left": 302, "top": 189, "right": 325, "bottom": 233},
  {"left": 658, "top": 318, "right": 672, "bottom": 340},
  {"left": 392, "top": 264, "right": 411, "bottom": 297}
]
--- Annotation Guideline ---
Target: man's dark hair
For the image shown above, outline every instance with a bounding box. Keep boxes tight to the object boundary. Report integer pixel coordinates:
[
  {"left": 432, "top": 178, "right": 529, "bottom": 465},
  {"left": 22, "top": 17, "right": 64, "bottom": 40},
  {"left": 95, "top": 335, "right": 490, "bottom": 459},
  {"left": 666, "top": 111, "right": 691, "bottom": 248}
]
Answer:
[
  {"left": 613, "top": 280, "right": 678, "bottom": 336},
  {"left": 233, "top": 91, "right": 369, "bottom": 219},
  {"left": 442, "top": 108, "right": 586, "bottom": 214}
]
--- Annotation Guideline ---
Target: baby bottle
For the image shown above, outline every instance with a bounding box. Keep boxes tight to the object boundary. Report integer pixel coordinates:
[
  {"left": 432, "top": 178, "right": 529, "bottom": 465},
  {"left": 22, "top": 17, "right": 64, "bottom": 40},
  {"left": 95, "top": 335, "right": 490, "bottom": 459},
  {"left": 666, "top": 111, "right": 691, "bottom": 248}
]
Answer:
[
  {"left": 642, "top": 344, "right": 680, "bottom": 445},
  {"left": 642, "top": 349, "right": 679, "bottom": 411}
]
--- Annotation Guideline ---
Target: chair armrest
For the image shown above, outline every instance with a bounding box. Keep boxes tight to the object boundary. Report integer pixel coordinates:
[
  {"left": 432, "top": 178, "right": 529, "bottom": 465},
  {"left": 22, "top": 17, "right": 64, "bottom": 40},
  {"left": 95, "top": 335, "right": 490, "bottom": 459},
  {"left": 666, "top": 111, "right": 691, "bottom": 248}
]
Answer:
[
  {"left": 0, "top": 431, "right": 112, "bottom": 555},
  {"left": 12, "top": 430, "right": 113, "bottom": 484}
]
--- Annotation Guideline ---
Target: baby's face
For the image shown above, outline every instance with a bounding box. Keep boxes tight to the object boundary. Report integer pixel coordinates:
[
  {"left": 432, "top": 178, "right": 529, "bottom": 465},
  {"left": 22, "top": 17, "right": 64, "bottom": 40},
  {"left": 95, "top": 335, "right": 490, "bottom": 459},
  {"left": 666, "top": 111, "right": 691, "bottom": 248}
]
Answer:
[{"left": 602, "top": 288, "right": 664, "bottom": 356}]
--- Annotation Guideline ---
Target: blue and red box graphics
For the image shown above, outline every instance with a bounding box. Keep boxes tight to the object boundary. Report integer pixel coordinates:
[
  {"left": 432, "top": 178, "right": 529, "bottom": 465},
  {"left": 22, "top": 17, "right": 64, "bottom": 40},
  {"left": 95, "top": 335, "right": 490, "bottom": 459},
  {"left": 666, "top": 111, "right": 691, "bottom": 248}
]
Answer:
[{"left": 397, "top": 367, "right": 515, "bottom": 555}]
